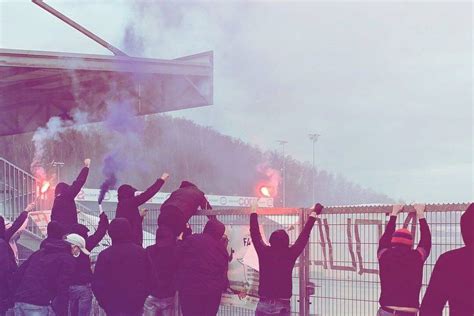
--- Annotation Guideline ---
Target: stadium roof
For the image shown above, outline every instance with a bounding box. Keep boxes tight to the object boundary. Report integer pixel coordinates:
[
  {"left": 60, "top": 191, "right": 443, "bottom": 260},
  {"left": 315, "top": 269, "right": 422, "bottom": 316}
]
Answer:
[{"left": 0, "top": 48, "right": 213, "bottom": 136}]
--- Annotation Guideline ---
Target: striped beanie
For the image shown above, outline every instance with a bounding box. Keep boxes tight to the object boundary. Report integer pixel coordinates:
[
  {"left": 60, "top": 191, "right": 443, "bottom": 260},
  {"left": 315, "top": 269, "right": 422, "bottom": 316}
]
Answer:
[{"left": 391, "top": 228, "right": 413, "bottom": 247}]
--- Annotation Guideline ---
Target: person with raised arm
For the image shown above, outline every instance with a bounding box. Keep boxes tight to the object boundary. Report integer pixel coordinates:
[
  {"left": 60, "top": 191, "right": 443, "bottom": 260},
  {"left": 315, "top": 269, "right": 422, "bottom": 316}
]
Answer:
[
  {"left": 51, "top": 159, "right": 91, "bottom": 232},
  {"left": 250, "top": 202, "right": 323, "bottom": 316},
  {"left": 115, "top": 172, "right": 169, "bottom": 246},
  {"left": 377, "top": 204, "right": 431, "bottom": 316},
  {"left": 158, "top": 181, "right": 213, "bottom": 238}
]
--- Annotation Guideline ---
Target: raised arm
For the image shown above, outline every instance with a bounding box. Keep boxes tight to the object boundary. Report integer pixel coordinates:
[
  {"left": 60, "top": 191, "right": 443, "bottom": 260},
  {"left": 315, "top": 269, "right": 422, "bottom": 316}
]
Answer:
[
  {"left": 133, "top": 173, "right": 169, "bottom": 206},
  {"left": 378, "top": 204, "right": 403, "bottom": 258},
  {"left": 4, "top": 203, "right": 33, "bottom": 241},
  {"left": 289, "top": 203, "right": 322, "bottom": 258},
  {"left": 414, "top": 204, "right": 431, "bottom": 261},
  {"left": 68, "top": 159, "right": 91, "bottom": 198},
  {"left": 250, "top": 200, "right": 267, "bottom": 254},
  {"left": 86, "top": 212, "right": 109, "bottom": 252}
]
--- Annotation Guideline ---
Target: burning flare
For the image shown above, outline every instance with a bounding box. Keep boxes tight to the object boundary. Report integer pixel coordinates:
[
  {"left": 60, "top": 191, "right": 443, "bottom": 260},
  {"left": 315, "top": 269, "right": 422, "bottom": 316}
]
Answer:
[{"left": 40, "top": 181, "right": 51, "bottom": 194}]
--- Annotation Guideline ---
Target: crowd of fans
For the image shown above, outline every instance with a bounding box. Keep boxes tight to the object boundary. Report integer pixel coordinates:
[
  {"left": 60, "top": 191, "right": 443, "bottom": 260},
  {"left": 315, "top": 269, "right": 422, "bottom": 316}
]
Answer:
[{"left": 0, "top": 160, "right": 472, "bottom": 316}]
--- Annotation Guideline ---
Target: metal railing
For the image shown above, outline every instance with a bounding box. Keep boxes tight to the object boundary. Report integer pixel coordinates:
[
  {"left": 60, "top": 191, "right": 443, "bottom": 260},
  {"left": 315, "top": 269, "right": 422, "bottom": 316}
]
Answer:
[{"left": 0, "top": 157, "right": 37, "bottom": 220}]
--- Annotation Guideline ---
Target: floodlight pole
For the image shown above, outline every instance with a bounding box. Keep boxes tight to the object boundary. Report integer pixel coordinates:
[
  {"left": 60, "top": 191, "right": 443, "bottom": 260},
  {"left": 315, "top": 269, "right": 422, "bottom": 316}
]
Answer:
[
  {"left": 308, "top": 133, "right": 320, "bottom": 205},
  {"left": 277, "top": 140, "right": 288, "bottom": 207}
]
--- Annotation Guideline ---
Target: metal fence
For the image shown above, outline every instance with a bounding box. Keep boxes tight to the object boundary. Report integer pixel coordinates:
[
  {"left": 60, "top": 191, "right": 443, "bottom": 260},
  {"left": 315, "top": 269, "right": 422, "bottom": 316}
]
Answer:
[{"left": 305, "top": 204, "right": 468, "bottom": 316}]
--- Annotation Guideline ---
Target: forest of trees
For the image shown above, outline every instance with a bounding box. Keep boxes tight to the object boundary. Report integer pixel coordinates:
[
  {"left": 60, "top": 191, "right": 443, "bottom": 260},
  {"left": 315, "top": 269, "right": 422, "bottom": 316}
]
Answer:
[{"left": 0, "top": 114, "right": 393, "bottom": 207}]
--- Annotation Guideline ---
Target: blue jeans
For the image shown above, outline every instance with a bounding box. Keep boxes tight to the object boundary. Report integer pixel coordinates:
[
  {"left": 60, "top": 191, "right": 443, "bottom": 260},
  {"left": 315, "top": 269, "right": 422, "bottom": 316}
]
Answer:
[
  {"left": 143, "top": 296, "right": 174, "bottom": 316},
  {"left": 69, "top": 285, "right": 93, "bottom": 316},
  {"left": 14, "top": 303, "right": 52, "bottom": 316},
  {"left": 255, "top": 299, "right": 291, "bottom": 316}
]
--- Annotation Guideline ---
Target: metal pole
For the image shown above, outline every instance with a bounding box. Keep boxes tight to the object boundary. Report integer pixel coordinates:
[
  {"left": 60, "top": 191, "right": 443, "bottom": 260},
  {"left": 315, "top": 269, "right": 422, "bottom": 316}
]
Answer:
[
  {"left": 277, "top": 140, "right": 288, "bottom": 207},
  {"left": 308, "top": 134, "right": 319, "bottom": 205},
  {"left": 32, "top": 0, "right": 127, "bottom": 57}
]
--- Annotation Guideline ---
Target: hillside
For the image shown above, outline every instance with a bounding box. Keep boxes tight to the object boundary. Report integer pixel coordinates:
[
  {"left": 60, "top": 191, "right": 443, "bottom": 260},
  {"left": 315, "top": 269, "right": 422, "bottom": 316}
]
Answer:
[{"left": 0, "top": 114, "right": 393, "bottom": 207}]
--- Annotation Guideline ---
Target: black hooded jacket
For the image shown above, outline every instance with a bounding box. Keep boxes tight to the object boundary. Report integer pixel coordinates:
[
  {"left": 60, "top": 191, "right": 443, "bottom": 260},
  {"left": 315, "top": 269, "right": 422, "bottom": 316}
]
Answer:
[
  {"left": 250, "top": 213, "right": 316, "bottom": 299},
  {"left": 0, "top": 238, "right": 17, "bottom": 312},
  {"left": 92, "top": 218, "right": 152, "bottom": 314},
  {"left": 13, "top": 238, "right": 74, "bottom": 316},
  {"left": 115, "top": 178, "right": 165, "bottom": 246},
  {"left": 420, "top": 204, "right": 473, "bottom": 316},
  {"left": 377, "top": 216, "right": 431, "bottom": 309},
  {"left": 146, "top": 226, "right": 180, "bottom": 299},
  {"left": 160, "top": 181, "right": 211, "bottom": 225},
  {"left": 69, "top": 212, "right": 109, "bottom": 286},
  {"left": 51, "top": 167, "right": 89, "bottom": 232},
  {"left": 176, "top": 220, "right": 229, "bottom": 295}
]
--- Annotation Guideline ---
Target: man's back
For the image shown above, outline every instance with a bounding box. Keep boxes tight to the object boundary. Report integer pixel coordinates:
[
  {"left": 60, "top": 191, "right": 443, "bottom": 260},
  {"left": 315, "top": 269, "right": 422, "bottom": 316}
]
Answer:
[
  {"left": 14, "top": 239, "right": 74, "bottom": 315},
  {"left": 92, "top": 241, "right": 151, "bottom": 314},
  {"left": 176, "top": 232, "right": 228, "bottom": 295},
  {"left": 378, "top": 246, "right": 425, "bottom": 308},
  {"left": 420, "top": 246, "right": 474, "bottom": 315}
]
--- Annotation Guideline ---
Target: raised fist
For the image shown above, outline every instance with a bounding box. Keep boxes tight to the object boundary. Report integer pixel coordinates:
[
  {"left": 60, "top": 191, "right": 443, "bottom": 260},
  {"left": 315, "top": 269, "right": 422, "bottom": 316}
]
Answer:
[
  {"left": 84, "top": 159, "right": 91, "bottom": 168},
  {"left": 160, "top": 173, "right": 170, "bottom": 181}
]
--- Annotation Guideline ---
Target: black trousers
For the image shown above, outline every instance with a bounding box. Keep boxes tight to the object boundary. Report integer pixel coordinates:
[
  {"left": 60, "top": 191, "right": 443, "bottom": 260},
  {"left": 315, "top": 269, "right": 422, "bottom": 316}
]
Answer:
[{"left": 179, "top": 292, "right": 222, "bottom": 316}]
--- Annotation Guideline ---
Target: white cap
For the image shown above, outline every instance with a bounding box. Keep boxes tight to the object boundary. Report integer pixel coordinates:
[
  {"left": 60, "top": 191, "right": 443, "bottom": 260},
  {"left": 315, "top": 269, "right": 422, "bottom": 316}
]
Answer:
[{"left": 64, "top": 233, "right": 90, "bottom": 256}]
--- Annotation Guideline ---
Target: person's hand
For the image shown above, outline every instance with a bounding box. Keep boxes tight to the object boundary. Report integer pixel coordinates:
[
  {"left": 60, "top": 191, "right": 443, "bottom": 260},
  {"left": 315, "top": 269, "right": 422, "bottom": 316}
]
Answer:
[
  {"left": 99, "top": 212, "right": 109, "bottom": 224},
  {"left": 84, "top": 159, "right": 91, "bottom": 168},
  {"left": 413, "top": 204, "right": 426, "bottom": 219},
  {"left": 310, "top": 203, "right": 324, "bottom": 218},
  {"left": 139, "top": 208, "right": 149, "bottom": 217},
  {"left": 25, "top": 203, "right": 36, "bottom": 213},
  {"left": 160, "top": 173, "right": 170, "bottom": 181},
  {"left": 391, "top": 204, "right": 404, "bottom": 216}
]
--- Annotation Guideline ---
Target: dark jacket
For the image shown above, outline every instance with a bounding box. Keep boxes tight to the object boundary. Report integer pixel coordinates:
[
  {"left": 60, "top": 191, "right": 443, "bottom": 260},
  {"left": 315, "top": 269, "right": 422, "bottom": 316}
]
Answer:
[
  {"left": 0, "top": 239, "right": 17, "bottom": 312},
  {"left": 51, "top": 167, "right": 89, "bottom": 232},
  {"left": 420, "top": 246, "right": 473, "bottom": 316},
  {"left": 70, "top": 212, "right": 109, "bottom": 286},
  {"left": 250, "top": 213, "right": 316, "bottom": 299},
  {"left": 378, "top": 216, "right": 431, "bottom": 309},
  {"left": 115, "top": 178, "right": 165, "bottom": 246},
  {"left": 1, "top": 211, "right": 28, "bottom": 266},
  {"left": 176, "top": 220, "right": 228, "bottom": 295},
  {"left": 420, "top": 204, "right": 473, "bottom": 316},
  {"left": 92, "top": 218, "right": 151, "bottom": 314},
  {"left": 146, "top": 226, "right": 179, "bottom": 299},
  {"left": 160, "top": 181, "right": 212, "bottom": 223},
  {"left": 13, "top": 238, "right": 75, "bottom": 316}
]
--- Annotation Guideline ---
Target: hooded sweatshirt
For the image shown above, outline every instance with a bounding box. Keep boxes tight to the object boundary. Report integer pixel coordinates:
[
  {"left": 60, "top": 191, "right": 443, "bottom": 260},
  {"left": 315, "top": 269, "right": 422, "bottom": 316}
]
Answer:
[
  {"left": 420, "top": 204, "right": 473, "bottom": 315},
  {"left": 377, "top": 216, "right": 431, "bottom": 309},
  {"left": 115, "top": 178, "right": 165, "bottom": 246},
  {"left": 69, "top": 212, "right": 109, "bottom": 286},
  {"left": 51, "top": 167, "right": 89, "bottom": 232},
  {"left": 92, "top": 218, "right": 151, "bottom": 314},
  {"left": 160, "top": 181, "right": 211, "bottom": 225},
  {"left": 176, "top": 219, "right": 229, "bottom": 295},
  {"left": 13, "top": 238, "right": 74, "bottom": 316},
  {"left": 146, "top": 226, "right": 180, "bottom": 299},
  {"left": 250, "top": 213, "right": 316, "bottom": 299}
]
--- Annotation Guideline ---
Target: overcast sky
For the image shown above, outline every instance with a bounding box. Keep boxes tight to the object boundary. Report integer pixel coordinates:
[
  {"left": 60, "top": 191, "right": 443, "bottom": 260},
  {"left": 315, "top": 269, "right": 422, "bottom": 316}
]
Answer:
[{"left": 1, "top": 0, "right": 472, "bottom": 203}]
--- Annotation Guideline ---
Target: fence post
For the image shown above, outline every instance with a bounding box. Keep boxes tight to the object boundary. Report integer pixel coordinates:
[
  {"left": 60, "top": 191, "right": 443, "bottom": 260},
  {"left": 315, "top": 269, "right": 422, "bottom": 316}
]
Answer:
[{"left": 299, "top": 207, "right": 310, "bottom": 316}]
